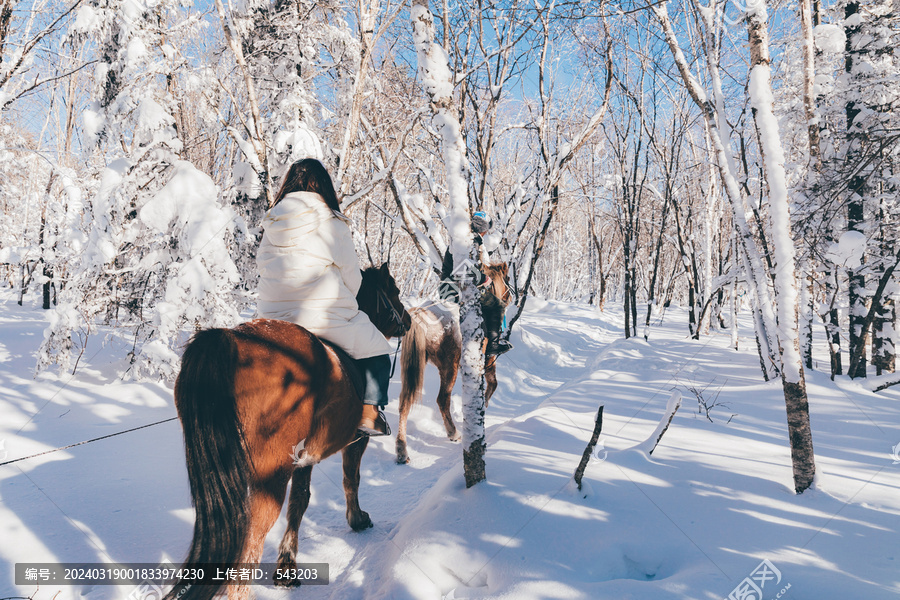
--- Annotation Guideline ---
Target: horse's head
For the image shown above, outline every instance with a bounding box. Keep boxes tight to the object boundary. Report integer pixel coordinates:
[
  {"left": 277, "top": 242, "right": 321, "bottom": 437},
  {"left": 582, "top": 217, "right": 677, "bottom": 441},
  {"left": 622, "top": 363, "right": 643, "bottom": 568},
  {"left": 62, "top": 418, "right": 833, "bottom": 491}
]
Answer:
[
  {"left": 357, "top": 263, "right": 412, "bottom": 338},
  {"left": 484, "top": 262, "right": 513, "bottom": 307}
]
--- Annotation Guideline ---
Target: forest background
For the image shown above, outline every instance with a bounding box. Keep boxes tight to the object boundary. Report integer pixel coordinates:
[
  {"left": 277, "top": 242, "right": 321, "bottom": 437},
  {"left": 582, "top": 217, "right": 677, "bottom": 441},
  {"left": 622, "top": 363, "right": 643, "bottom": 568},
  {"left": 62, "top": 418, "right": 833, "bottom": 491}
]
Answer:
[{"left": 1, "top": 0, "right": 898, "bottom": 491}]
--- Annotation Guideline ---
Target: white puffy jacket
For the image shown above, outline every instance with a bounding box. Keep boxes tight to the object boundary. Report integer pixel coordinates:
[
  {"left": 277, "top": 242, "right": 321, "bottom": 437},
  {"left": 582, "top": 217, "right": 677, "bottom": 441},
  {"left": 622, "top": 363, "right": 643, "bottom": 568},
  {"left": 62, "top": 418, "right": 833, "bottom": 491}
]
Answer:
[{"left": 256, "top": 191, "right": 393, "bottom": 359}]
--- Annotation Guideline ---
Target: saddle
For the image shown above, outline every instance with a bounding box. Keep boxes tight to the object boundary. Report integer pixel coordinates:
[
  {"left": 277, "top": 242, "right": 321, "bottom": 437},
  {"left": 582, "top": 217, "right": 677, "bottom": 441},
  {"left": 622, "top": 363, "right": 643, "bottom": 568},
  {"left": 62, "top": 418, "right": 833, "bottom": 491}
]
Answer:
[{"left": 320, "top": 339, "right": 366, "bottom": 401}]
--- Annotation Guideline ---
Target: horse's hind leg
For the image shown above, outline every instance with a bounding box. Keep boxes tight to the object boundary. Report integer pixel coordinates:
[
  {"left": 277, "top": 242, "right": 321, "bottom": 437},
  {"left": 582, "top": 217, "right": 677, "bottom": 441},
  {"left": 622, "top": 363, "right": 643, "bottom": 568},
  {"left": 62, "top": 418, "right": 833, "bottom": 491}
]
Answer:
[
  {"left": 275, "top": 465, "right": 313, "bottom": 587},
  {"left": 437, "top": 360, "right": 461, "bottom": 441},
  {"left": 342, "top": 436, "right": 373, "bottom": 531},
  {"left": 396, "top": 388, "right": 414, "bottom": 464},
  {"left": 231, "top": 472, "right": 290, "bottom": 600},
  {"left": 485, "top": 356, "right": 498, "bottom": 407}
]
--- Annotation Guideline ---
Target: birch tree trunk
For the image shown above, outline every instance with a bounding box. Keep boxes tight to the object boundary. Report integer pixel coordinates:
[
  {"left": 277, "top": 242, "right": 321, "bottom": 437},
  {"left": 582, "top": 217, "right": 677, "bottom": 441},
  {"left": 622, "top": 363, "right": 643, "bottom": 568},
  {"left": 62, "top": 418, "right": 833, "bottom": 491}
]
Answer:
[
  {"left": 410, "top": 0, "right": 486, "bottom": 487},
  {"left": 844, "top": 1, "right": 868, "bottom": 379},
  {"left": 800, "top": 263, "right": 814, "bottom": 370},
  {"left": 799, "top": 0, "right": 818, "bottom": 369},
  {"left": 799, "top": 0, "right": 820, "bottom": 164},
  {"left": 39, "top": 171, "right": 57, "bottom": 310},
  {"left": 731, "top": 236, "right": 739, "bottom": 351},
  {"left": 747, "top": 0, "right": 816, "bottom": 493},
  {"left": 873, "top": 198, "right": 896, "bottom": 374}
]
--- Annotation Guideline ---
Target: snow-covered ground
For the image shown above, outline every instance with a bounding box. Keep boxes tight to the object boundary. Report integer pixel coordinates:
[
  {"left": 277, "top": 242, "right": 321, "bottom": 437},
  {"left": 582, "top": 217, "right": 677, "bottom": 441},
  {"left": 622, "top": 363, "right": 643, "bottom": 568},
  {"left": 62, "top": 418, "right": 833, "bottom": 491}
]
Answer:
[{"left": 1, "top": 292, "right": 899, "bottom": 600}]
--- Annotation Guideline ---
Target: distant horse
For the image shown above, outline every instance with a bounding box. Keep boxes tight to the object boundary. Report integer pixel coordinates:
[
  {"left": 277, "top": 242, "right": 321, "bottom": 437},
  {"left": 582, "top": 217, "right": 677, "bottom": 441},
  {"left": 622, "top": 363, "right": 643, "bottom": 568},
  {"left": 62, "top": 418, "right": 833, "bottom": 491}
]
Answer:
[
  {"left": 165, "top": 263, "right": 410, "bottom": 600},
  {"left": 396, "top": 263, "right": 512, "bottom": 464}
]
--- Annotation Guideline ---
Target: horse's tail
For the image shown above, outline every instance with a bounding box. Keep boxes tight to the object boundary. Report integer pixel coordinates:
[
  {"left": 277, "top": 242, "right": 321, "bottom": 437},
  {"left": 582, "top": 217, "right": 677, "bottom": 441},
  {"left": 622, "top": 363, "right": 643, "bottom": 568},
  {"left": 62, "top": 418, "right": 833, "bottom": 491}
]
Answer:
[
  {"left": 166, "top": 328, "right": 249, "bottom": 600},
  {"left": 400, "top": 309, "right": 428, "bottom": 407}
]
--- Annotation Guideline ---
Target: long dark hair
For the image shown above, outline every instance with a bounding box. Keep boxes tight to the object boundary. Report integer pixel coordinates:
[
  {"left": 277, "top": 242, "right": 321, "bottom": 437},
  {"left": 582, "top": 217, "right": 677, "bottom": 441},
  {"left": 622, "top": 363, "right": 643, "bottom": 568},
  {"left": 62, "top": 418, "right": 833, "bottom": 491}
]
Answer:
[{"left": 273, "top": 158, "right": 341, "bottom": 212}]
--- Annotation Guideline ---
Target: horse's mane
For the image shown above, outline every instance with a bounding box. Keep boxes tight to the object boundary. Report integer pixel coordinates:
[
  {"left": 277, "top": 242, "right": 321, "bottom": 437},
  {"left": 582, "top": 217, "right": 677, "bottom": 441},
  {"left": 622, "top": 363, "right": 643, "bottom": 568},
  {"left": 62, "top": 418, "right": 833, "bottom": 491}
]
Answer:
[
  {"left": 357, "top": 263, "right": 406, "bottom": 337},
  {"left": 483, "top": 262, "right": 508, "bottom": 279}
]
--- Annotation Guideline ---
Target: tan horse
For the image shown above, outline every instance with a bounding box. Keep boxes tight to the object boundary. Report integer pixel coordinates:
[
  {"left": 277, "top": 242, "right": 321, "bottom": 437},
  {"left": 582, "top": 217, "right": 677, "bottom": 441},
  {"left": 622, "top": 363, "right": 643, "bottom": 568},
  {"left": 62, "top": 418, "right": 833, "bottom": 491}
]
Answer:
[
  {"left": 395, "top": 263, "right": 511, "bottom": 464},
  {"left": 164, "top": 264, "right": 410, "bottom": 600}
]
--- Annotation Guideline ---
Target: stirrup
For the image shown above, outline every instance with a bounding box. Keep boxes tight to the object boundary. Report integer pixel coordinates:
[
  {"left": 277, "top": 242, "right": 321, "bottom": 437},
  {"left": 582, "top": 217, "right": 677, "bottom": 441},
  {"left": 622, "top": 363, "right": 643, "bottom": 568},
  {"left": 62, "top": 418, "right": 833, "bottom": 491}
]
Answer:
[
  {"left": 486, "top": 340, "right": 513, "bottom": 356},
  {"left": 358, "top": 407, "right": 391, "bottom": 437}
]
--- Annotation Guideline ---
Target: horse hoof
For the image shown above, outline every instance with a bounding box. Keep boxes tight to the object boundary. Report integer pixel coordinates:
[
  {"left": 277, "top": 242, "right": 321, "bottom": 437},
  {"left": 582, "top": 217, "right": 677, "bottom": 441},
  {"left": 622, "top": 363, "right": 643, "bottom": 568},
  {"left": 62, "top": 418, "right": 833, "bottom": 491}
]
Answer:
[
  {"left": 349, "top": 511, "right": 373, "bottom": 531},
  {"left": 448, "top": 432, "right": 461, "bottom": 442},
  {"left": 396, "top": 441, "right": 410, "bottom": 464}
]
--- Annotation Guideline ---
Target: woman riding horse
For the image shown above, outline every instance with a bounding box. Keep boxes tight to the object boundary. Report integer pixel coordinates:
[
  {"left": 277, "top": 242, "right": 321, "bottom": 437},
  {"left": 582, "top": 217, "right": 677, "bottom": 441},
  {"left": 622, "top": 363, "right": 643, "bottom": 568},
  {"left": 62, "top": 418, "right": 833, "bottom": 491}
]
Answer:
[
  {"left": 256, "top": 158, "right": 394, "bottom": 435},
  {"left": 164, "top": 161, "right": 411, "bottom": 600}
]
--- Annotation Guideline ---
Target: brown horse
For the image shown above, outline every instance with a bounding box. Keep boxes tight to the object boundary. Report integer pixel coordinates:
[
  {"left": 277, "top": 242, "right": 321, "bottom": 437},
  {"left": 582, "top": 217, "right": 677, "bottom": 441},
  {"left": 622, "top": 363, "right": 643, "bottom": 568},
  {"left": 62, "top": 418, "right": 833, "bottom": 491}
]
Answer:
[
  {"left": 395, "top": 263, "right": 511, "bottom": 464},
  {"left": 165, "top": 263, "right": 410, "bottom": 600}
]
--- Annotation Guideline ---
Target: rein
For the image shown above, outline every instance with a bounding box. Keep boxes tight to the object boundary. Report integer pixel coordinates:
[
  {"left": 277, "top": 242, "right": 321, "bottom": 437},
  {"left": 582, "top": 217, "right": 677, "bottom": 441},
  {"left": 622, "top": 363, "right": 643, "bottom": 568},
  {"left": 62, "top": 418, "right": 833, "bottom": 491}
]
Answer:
[
  {"left": 389, "top": 337, "right": 401, "bottom": 378},
  {"left": 376, "top": 286, "right": 408, "bottom": 335},
  {"left": 371, "top": 281, "right": 406, "bottom": 379},
  {"left": 0, "top": 417, "right": 178, "bottom": 468},
  {"left": 375, "top": 287, "right": 404, "bottom": 377}
]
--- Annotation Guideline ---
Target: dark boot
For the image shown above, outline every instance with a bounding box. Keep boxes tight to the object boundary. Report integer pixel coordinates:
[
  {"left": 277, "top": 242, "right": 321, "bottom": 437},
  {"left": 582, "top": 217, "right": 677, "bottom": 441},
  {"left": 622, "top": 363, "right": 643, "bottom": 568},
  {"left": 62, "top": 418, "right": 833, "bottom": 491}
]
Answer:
[
  {"left": 485, "top": 328, "right": 512, "bottom": 356},
  {"left": 356, "top": 354, "right": 391, "bottom": 436},
  {"left": 358, "top": 404, "right": 390, "bottom": 436}
]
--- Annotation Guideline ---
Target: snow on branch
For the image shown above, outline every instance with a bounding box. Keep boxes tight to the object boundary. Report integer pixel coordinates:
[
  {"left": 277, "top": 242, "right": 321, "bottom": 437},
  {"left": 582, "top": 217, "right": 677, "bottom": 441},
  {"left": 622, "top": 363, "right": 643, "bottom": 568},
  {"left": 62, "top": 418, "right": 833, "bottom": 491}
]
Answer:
[{"left": 636, "top": 391, "right": 682, "bottom": 456}]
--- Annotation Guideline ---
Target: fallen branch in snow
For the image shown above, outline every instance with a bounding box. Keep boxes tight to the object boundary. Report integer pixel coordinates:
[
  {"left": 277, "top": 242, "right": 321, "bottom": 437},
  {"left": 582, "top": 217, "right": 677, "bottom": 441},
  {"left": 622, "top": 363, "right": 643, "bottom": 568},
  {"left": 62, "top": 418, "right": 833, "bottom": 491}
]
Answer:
[
  {"left": 637, "top": 391, "right": 682, "bottom": 456},
  {"left": 864, "top": 373, "right": 900, "bottom": 393},
  {"left": 574, "top": 405, "right": 604, "bottom": 491}
]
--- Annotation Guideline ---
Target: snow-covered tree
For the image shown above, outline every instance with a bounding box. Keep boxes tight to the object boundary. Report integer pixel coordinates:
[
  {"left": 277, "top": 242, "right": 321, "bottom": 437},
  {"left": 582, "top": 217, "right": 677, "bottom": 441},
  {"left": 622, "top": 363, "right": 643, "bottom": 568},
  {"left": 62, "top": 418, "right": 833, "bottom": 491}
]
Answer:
[
  {"left": 410, "top": 0, "right": 487, "bottom": 487},
  {"left": 746, "top": 0, "right": 816, "bottom": 493},
  {"left": 38, "top": 0, "right": 241, "bottom": 379}
]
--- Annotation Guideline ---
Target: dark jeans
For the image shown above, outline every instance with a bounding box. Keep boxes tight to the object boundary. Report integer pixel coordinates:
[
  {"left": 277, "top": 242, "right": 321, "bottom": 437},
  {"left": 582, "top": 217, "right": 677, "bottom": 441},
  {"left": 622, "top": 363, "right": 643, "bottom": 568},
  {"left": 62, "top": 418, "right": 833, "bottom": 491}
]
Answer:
[
  {"left": 481, "top": 290, "right": 503, "bottom": 337},
  {"left": 356, "top": 354, "right": 391, "bottom": 407}
]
